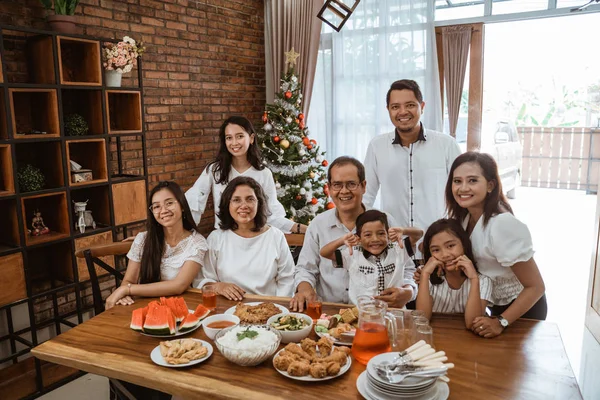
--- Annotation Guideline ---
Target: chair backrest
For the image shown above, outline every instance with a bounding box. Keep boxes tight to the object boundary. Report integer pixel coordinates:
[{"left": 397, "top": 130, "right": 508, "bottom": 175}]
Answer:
[
  {"left": 285, "top": 233, "right": 305, "bottom": 264},
  {"left": 75, "top": 241, "right": 133, "bottom": 316}
]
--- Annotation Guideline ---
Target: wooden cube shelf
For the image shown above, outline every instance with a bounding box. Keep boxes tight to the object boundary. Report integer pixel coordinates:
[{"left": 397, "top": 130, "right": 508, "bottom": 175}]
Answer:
[
  {"left": 27, "top": 241, "right": 73, "bottom": 292},
  {"left": 27, "top": 35, "right": 56, "bottom": 84},
  {"left": 0, "top": 52, "right": 4, "bottom": 83},
  {"left": 9, "top": 89, "right": 60, "bottom": 139},
  {"left": 62, "top": 89, "right": 104, "bottom": 136},
  {"left": 70, "top": 185, "right": 111, "bottom": 232},
  {"left": 0, "top": 90, "right": 7, "bottom": 139},
  {"left": 0, "top": 144, "right": 15, "bottom": 196},
  {"left": 73, "top": 231, "right": 114, "bottom": 282},
  {"left": 0, "top": 252, "right": 27, "bottom": 307},
  {"left": 0, "top": 199, "right": 20, "bottom": 250},
  {"left": 57, "top": 36, "right": 101, "bottom": 86},
  {"left": 15, "top": 141, "right": 64, "bottom": 191},
  {"left": 21, "top": 192, "right": 70, "bottom": 246},
  {"left": 106, "top": 90, "right": 142, "bottom": 134},
  {"left": 112, "top": 180, "right": 147, "bottom": 225},
  {"left": 65, "top": 139, "right": 108, "bottom": 186}
]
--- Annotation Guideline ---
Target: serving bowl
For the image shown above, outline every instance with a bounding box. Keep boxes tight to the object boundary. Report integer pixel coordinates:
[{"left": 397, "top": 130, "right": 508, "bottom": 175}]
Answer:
[
  {"left": 267, "top": 312, "right": 313, "bottom": 344},
  {"left": 214, "top": 324, "right": 281, "bottom": 366},
  {"left": 202, "top": 314, "right": 240, "bottom": 340}
]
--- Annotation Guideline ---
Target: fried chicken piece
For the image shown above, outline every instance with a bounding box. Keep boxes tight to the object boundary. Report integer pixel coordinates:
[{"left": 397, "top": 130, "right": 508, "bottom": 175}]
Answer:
[
  {"left": 284, "top": 343, "right": 313, "bottom": 361},
  {"left": 287, "top": 360, "right": 310, "bottom": 377},
  {"left": 165, "top": 356, "right": 191, "bottom": 365},
  {"left": 300, "top": 338, "right": 318, "bottom": 357},
  {"left": 322, "top": 351, "right": 347, "bottom": 366},
  {"left": 233, "top": 302, "right": 281, "bottom": 324},
  {"left": 316, "top": 336, "right": 333, "bottom": 357},
  {"left": 274, "top": 355, "right": 296, "bottom": 371},
  {"left": 326, "top": 361, "right": 341, "bottom": 376},
  {"left": 333, "top": 346, "right": 352, "bottom": 355},
  {"left": 309, "top": 363, "right": 327, "bottom": 379}
]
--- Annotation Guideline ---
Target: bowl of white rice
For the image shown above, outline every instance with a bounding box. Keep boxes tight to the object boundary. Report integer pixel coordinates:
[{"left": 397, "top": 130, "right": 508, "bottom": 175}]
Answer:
[{"left": 214, "top": 324, "right": 281, "bottom": 366}]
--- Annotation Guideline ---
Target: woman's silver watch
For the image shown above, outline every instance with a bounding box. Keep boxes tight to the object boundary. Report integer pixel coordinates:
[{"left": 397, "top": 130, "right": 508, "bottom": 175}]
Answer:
[{"left": 497, "top": 315, "right": 509, "bottom": 329}]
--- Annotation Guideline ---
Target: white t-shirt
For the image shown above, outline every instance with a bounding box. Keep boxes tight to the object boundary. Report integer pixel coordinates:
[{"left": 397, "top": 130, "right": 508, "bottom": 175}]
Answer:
[
  {"left": 185, "top": 164, "right": 295, "bottom": 232},
  {"left": 429, "top": 274, "right": 494, "bottom": 313},
  {"left": 198, "top": 227, "right": 295, "bottom": 297},
  {"left": 339, "top": 243, "right": 416, "bottom": 305},
  {"left": 465, "top": 213, "right": 534, "bottom": 306},
  {"left": 127, "top": 230, "right": 207, "bottom": 282}
]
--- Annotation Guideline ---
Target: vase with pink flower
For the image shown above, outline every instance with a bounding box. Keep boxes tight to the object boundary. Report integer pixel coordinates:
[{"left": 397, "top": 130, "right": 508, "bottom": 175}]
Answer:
[{"left": 102, "top": 36, "right": 145, "bottom": 87}]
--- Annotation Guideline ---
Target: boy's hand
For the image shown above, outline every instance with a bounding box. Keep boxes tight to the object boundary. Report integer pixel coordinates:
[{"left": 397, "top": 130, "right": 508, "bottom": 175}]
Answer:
[{"left": 388, "top": 227, "right": 404, "bottom": 246}]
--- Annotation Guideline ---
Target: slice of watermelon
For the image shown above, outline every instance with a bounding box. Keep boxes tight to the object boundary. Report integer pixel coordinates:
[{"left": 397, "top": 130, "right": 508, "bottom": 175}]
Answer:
[
  {"left": 143, "top": 305, "right": 175, "bottom": 335},
  {"left": 179, "top": 312, "right": 201, "bottom": 332},
  {"left": 193, "top": 304, "right": 210, "bottom": 319},
  {"left": 130, "top": 306, "right": 148, "bottom": 332},
  {"left": 160, "top": 296, "right": 189, "bottom": 323}
]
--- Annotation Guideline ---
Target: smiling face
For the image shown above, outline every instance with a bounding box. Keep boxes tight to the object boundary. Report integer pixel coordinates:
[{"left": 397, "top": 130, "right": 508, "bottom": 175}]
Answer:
[
  {"left": 229, "top": 184, "right": 258, "bottom": 227},
  {"left": 328, "top": 163, "right": 366, "bottom": 214},
  {"left": 150, "top": 188, "right": 183, "bottom": 228},
  {"left": 359, "top": 220, "right": 388, "bottom": 256},
  {"left": 429, "top": 230, "right": 464, "bottom": 271},
  {"left": 452, "top": 162, "right": 495, "bottom": 213},
  {"left": 387, "top": 89, "right": 425, "bottom": 134},
  {"left": 224, "top": 123, "right": 254, "bottom": 158}
]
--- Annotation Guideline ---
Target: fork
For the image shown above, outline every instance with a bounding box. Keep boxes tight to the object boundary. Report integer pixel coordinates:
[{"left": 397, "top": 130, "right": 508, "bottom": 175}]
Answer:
[{"left": 376, "top": 367, "right": 448, "bottom": 384}]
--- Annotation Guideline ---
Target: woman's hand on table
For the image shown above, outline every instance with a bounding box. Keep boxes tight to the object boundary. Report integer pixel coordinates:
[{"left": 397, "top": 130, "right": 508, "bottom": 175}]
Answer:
[
  {"left": 472, "top": 316, "right": 503, "bottom": 338},
  {"left": 116, "top": 296, "right": 135, "bottom": 306},
  {"left": 211, "top": 282, "right": 245, "bottom": 301},
  {"left": 105, "top": 286, "right": 130, "bottom": 309}
]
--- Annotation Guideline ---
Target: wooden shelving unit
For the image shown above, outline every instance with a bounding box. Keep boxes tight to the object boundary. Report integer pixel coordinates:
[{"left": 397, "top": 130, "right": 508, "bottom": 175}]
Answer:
[{"left": 0, "top": 25, "right": 148, "bottom": 399}]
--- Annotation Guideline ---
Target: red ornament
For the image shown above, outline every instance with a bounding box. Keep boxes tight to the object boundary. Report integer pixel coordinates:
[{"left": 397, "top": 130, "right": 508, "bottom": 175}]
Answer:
[
  {"left": 310, "top": 139, "right": 317, "bottom": 145},
  {"left": 322, "top": 160, "right": 328, "bottom": 167},
  {"left": 326, "top": 202, "right": 335, "bottom": 210},
  {"left": 284, "top": 91, "right": 292, "bottom": 99},
  {"left": 296, "top": 195, "right": 302, "bottom": 200},
  {"left": 311, "top": 197, "right": 318, "bottom": 205},
  {"left": 298, "top": 113, "right": 305, "bottom": 120},
  {"left": 273, "top": 136, "right": 280, "bottom": 143},
  {"left": 302, "top": 137, "right": 310, "bottom": 146},
  {"left": 299, "top": 122, "right": 305, "bottom": 129},
  {"left": 307, "top": 144, "right": 313, "bottom": 150},
  {"left": 262, "top": 112, "right": 268, "bottom": 123}
]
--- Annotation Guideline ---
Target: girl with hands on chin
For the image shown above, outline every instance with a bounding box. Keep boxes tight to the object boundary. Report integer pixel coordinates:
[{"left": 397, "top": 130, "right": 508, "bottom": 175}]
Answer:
[
  {"left": 320, "top": 210, "right": 423, "bottom": 307},
  {"left": 416, "top": 219, "right": 493, "bottom": 330}
]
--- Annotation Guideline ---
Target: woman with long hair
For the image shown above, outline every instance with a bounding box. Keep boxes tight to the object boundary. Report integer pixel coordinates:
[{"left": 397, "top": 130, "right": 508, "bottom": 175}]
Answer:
[
  {"left": 198, "top": 176, "right": 295, "bottom": 300},
  {"left": 446, "top": 152, "right": 546, "bottom": 337},
  {"left": 105, "top": 181, "right": 208, "bottom": 309},
  {"left": 185, "top": 116, "right": 307, "bottom": 233}
]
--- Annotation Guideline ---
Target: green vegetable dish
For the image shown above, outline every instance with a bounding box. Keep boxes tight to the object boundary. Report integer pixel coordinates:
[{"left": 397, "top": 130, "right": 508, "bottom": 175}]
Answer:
[{"left": 271, "top": 315, "right": 309, "bottom": 331}]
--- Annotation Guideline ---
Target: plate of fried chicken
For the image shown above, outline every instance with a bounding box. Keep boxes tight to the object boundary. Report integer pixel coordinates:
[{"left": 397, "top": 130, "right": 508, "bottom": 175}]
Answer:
[{"left": 225, "top": 302, "right": 289, "bottom": 324}]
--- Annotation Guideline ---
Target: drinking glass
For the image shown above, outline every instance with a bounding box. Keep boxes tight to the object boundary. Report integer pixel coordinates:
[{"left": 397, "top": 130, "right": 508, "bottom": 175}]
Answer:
[
  {"left": 388, "top": 310, "right": 411, "bottom": 351},
  {"left": 412, "top": 316, "right": 430, "bottom": 343},
  {"left": 411, "top": 310, "right": 426, "bottom": 319},
  {"left": 202, "top": 285, "right": 217, "bottom": 311},
  {"left": 415, "top": 325, "right": 434, "bottom": 346},
  {"left": 306, "top": 297, "right": 323, "bottom": 320}
]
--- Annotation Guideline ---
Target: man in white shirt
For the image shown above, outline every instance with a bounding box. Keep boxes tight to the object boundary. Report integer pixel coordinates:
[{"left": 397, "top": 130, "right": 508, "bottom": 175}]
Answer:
[
  {"left": 290, "top": 156, "right": 417, "bottom": 310},
  {"left": 364, "top": 80, "right": 461, "bottom": 246}
]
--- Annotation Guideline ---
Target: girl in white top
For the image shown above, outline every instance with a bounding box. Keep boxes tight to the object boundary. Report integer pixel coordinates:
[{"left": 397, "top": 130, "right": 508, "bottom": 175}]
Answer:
[
  {"left": 447, "top": 152, "right": 546, "bottom": 338},
  {"left": 198, "top": 176, "right": 295, "bottom": 299},
  {"left": 185, "top": 116, "right": 306, "bottom": 234},
  {"left": 320, "top": 210, "right": 422, "bottom": 307},
  {"left": 105, "top": 181, "right": 208, "bottom": 309},
  {"left": 416, "top": 219, "right": 493, "bottom": 329}
]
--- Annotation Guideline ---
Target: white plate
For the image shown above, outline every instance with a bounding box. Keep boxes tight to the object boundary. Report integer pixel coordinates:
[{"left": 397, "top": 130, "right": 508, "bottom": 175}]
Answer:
[
  {"left": 357, "top": 371, "right": 449, "bottom": 400},
  {"left": 224, "top": 302, "right": 289, "bottom": 318},
  {"left": 315, "top": 328, "right": 354, "bottom": 347},
  {"left": 272, "top": 345, "right": 352, "bottom": 381},
  {"left": 367, "top": 352, "right": 439, "bottom": 389},
  {"left": 140, "top": 309, "right": 206, "bottom": 338},
  {"left": 150, "top": 339, "right": 213, "bottom": 368}
]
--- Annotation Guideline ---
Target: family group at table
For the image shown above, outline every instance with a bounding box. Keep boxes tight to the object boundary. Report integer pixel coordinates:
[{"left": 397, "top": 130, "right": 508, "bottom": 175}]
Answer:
[{"left": 105, "top": 79, "right": 547, "bottom": 339}]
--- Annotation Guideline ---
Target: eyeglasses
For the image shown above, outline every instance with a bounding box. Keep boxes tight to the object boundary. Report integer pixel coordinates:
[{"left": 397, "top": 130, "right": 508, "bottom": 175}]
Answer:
[
  {"left": 231, "top": 197, "right": 257, "bottom": 206},
  {"left": 330, "top": 181, "right": 360, "bottom": 191},
  {"left": 149, "top": 199, "right": 178, "bottom": 214}
]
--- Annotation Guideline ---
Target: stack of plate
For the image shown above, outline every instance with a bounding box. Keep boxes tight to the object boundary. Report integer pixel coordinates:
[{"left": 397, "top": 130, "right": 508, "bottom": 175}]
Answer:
[{"left": 356, "top": 353, "right": 449, "bottom": 400}]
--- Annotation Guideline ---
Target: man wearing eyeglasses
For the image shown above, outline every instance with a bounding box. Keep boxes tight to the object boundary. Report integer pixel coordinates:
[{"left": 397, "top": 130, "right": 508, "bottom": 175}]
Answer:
[
  {"left": 364, "top": 80, "right": 461, "bottom": 255},
  {"left": 290, "top": 156, "right": 417, "bottom": 310}
]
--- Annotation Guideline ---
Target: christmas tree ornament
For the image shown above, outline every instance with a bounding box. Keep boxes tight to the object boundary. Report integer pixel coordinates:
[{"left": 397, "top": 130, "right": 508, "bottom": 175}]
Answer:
[
  {"left": 296, "top": 195, "right": 302, "bottom": 200},
  {"left": 326, "top": 202, "right": 335, "bottom": 210},
  {"left": 285, "top": 116, "right": 293, "bottom": 124},
  {"left": 280, "top": 139, "right": 290, "bottom": 149},
  {"left": 262, "top": 143, "right": 266, "bottom": 148},
  {"left": 295, "top": 118, "right": 300, "bottom": 124},
  {"left": 299, "top": 122, "right": 305, "bottom": 129},
  {"left": 307, "top": 144, "right": 313, "bottom": 150},
  {"left": 279, "top": 149, "right": 284, "bottom": 154},
  {"left": 273, "top": 136, "right": 280, "bottom": 143},
  {"left": 310, "top": 139, "right": 317, "bottom": 145},
  {"left": 305, "top": 130, "right": 310, "bottom": 136},
  {"left": 262, "top": 112, "right": 268, "bottom": 123},
  {"left": 298, "top": 113, "right": 305, "bottom": 120},
  {"left": 302, "top": 137, "right": 310, "bottom": 146},
  {"left": 322, "top": 160, "right": 328, "bottom": 167},
  {"left": 311, "top": 198, "right": 318, "bottom": 205},
  {"left": 285, "top": 47, "right": 300, "bottom": 65},
  {"left": 298, "top": 149, "right": 306, "bottom": 157},
  {"left": 299, "top": 188, "right": 306, "bottom": 195},
  {"left": 316, "top": 155, "right": 323, "bottom": 163},
  {"left": 275, "top": 182, "right": 281, "bottom": 189},
  {"left": 264, "top": 123, "right": 273, "bottom": 131},
  {"left": 309, "top": 171, "right": 315, "bottom": 179},
  {"left": 284, "top": 91, "right": 292, "bottom": 99}
]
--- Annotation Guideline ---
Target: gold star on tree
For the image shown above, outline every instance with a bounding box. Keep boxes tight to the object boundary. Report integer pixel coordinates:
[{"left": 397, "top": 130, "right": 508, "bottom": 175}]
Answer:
[{"left": 285, "top": 47, "right": 300, "bottom": 66}]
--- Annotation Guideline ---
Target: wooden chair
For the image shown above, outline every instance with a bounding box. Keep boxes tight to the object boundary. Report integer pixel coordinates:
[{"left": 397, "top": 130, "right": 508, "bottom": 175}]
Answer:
[{"left": 285, "top": 233, "right": 305, "bottom": 263}]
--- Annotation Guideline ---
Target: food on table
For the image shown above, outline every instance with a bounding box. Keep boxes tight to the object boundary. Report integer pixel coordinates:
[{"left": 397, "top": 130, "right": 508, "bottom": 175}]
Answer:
[
  {"left": 129, "top": 297, "right": 209, "bottom": 335},
  {"left": 144, "top": 302, "right": 176, "bottom": 335},
  {"left": 270, "top": 314, "right": 310, "bottom": 331},
  {"left": 160, "top": 296, "right": 189, "bottom": 323},
  {"left": 159, "top": 338, "right": 208, "bottom": 365},
  {"left": 216, "top": 325, "right": 280, "bottom": 365},
  {"left": 314, "top": 310, "right": 357, "bottom": 340},
  {"left": 273, "top": 337, "right": 350, "bottom": 378},
  {"left": 130, "top": 306, "right": 148, "bottom": 332},
  {"left": 207, "top": 320, "right": 237, "bottom": 329},
  {"left": 340, "top": 307, "right": 359, "bottom": 324},
  {"left": 233, "top": 302, "right": 281, "bottom": 324},
  {"left": 179, "top": 312, "right": 202, "bottom": 333},
  {"left": 193, "top": 304, "right": 210, "bottom": 319}
]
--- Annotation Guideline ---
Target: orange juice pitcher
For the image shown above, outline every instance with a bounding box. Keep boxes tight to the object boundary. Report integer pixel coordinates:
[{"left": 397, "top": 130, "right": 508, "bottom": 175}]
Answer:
[{"left": 351, "top": 296, "right": 400, "bottom": 365}]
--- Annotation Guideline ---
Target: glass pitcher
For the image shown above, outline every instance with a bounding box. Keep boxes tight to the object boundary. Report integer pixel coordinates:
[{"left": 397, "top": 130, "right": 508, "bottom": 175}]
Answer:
[{"left": 351, "top": 296, "right": 401, "bottom": 365}]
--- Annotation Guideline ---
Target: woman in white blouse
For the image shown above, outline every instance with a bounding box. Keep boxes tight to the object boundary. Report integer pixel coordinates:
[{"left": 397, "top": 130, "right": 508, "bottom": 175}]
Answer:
[
  {"left": 198, "top": 176, "right": 295, "bottom": 300},
  {"left": 105, "top": 181, "right": 208, "bottom": 309},
  {"left": 185, "top": 116, "right": 307, "bottom": 234},
  {"left": 445, "top": 152, "right": 546, "bottom": 338}
]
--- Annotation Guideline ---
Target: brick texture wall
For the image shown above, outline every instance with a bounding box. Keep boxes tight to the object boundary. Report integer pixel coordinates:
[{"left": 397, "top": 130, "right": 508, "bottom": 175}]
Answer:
[{"left": 0, "top": 0, "right": 267, "bottom": 234}]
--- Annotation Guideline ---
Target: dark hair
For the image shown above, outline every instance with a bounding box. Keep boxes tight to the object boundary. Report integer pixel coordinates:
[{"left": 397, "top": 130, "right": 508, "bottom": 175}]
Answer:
[
  {"left": 356, "top": 210, "right": 389, "bottom": 236},
  {"left": 327, "top": 156, "right": 366, "bottom": 183},
  {"left": 386, "top": 79, "right": 423, "bottom": 107},
  {"left": 422, "top": 219, "right": 478, "bottom": 285},
  {"left": 217, "top": 176, "right": 269, "bottom": 232},
  {"left": 445, "top": 152, "right": 513, "bottom": 226},
  {"left": 140, "top": 181, "right": 200, "bottom": 284},
  {"left": 206, "top": 116, "right": 264, "bottom": 185}
]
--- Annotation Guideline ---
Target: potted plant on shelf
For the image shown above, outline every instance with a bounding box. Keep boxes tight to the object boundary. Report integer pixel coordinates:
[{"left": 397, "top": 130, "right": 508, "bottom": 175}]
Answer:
[
  {"left": 64, "top": 113, "right": 89, "bottom": 136},
  {"left": 102, "top": 36, "right": 145, "bottom": 87},
  {"left": 39, "top": 0, "right": 80, "bottom": 34},
  {"left": 17, "top": 164, "right": 46, "bottom": 193}
]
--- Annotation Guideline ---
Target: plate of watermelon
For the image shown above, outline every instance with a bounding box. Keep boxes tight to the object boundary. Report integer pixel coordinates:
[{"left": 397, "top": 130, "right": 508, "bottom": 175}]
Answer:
[{"left": 130, "top": 296, "right": 211, "bottom": 338}]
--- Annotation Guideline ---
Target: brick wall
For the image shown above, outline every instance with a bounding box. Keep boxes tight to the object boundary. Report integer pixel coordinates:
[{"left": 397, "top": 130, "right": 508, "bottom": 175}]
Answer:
[{"left": 0, "top": 0, "right": 267, "bottom": 234}]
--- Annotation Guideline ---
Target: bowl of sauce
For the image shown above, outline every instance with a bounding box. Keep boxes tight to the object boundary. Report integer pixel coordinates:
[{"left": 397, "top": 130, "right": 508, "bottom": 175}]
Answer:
[{"left": 202, "top": 314, "right": 241, "bottom": 340}]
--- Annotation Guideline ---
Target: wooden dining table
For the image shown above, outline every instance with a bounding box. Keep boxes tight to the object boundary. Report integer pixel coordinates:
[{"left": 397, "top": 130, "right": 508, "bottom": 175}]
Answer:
[{"left": 31, "top": 290, "right": 581, "bottom": 400}]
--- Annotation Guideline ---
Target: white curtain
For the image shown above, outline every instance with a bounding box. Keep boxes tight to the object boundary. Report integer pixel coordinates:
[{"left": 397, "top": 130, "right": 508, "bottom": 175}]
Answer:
[{"left": 310, "top": 0, "right": 442, "bottom": 162}]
